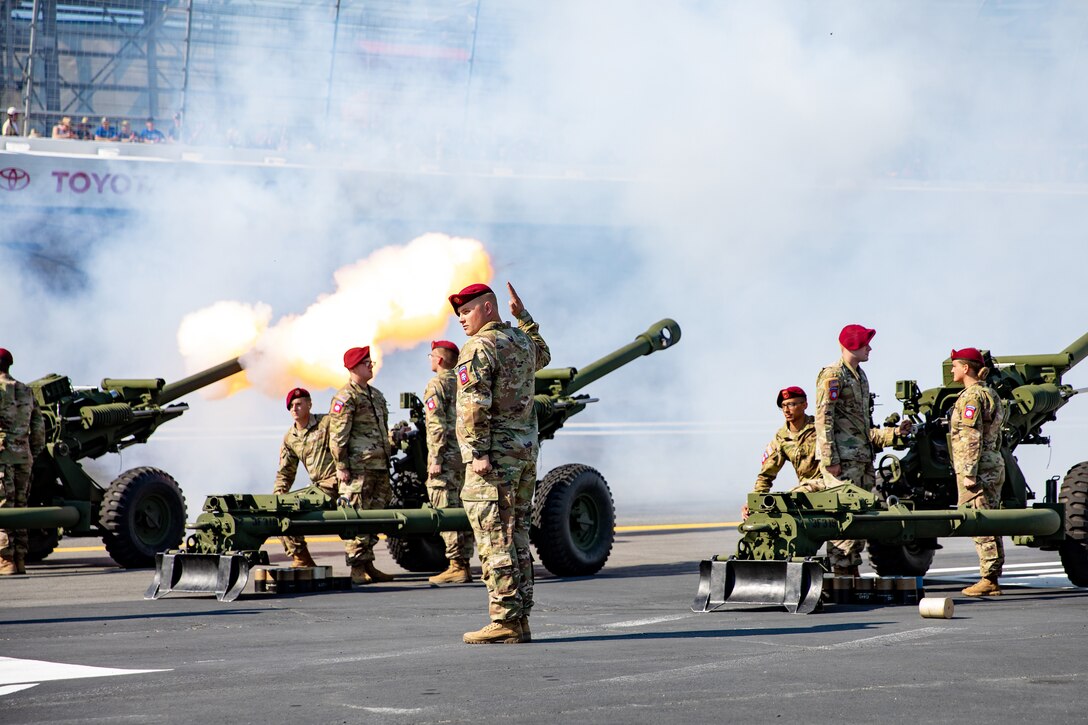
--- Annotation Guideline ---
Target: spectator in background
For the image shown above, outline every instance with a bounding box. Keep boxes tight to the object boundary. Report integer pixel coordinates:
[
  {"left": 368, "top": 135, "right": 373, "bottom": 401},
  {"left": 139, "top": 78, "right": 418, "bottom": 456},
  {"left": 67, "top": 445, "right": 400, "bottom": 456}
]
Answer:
[
  {"left": 74, "top": 116, "right": 93, "bottom": 140},
  {"left": 118, "top": 120, "right": 137, "bottom": 142},
  {"left": 52, "top": 116, "right": 75, "bottom": 139},
  {"left": 139, "top": 117, "right": 165, "bottom": 144},
  {"left": 94, "top": 117, "right": 118, "bottom": 141},
  {"left": 2, "top": 107, "right": 20, "bottom": 136},
  {"left": 167, "top": 111, "right": 183, "bottom": 143}
]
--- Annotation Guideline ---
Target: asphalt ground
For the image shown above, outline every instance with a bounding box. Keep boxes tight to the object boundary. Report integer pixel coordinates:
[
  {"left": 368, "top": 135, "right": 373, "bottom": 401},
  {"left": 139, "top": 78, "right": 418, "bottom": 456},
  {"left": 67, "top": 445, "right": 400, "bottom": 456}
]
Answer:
[{"left": 1, "top": 526, "right": 1086, "bottom": 724}]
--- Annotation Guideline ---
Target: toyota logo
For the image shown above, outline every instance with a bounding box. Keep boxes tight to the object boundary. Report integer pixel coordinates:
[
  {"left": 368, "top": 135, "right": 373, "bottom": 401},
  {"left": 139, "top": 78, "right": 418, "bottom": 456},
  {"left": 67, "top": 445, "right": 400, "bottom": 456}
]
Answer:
[{"left": 0, "top": 167, "right": 30, "bottom": 191}]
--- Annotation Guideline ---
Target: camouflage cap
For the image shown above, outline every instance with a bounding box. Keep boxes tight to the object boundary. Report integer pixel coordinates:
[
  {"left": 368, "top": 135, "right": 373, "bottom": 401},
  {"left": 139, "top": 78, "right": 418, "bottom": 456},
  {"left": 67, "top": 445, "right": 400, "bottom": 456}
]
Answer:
[
  {"left": 448, "top": 283, "right": 493, "bottom": 313},
  {"left": 951, "top": 347, "right": 984, "bottom": 365},
  {"left": 343, "top": 346, "right": 371, "bottom": 369},
  {"left": 285, "top": 387, "right": 310, "bottom": 409},
  {"left": 839, "top": 324, "right": 876, "bottom": 351},
  {"left": 776, "top": 386, "right": 806, "bottom": 407}
]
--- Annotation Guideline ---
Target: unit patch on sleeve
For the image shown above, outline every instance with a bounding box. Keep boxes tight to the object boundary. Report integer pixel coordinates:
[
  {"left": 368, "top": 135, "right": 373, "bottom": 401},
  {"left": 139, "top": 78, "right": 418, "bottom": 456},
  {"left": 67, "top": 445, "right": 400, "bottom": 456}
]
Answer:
[
  {"left": 457, "top": 365, "right": 470, "bottom": 385},
  {"left": 331, "top": 397, "right": 344, "bottom": 414},
  {"left": 828, "top": 378, "right": 840, "bottom": 401},
  {"left": 761, "top": 443, "right": 774, "bottom": 464},
  {"left": 964, "top": 404, "right": 977, "bottom": 420},
  {"left": 425, "top": 396, "right": 437, "bottom": 411}
]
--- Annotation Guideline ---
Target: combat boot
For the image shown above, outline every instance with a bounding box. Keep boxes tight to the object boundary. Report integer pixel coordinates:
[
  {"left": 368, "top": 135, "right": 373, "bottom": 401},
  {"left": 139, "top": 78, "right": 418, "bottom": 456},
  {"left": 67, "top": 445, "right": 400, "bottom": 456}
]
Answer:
[
  {"left": 463, "top": 620, "right": 523, "bottom": 645},
  {"left": 519, "top": 616, "right": 532, "bottom": 643},
  {"left": 363, "top": 561, "right": 394, "bottom": 582},
  {"left": 961, "top": 576, "right": 1002, "bottom": 597},
  {"left": 0, "top": 557, "right": 17, "bottom": 576},
  {"left": 429, "top": 558, "right": 473, "bottom": 585},
  {"left": 291, "top": 550, "right": 318, "bottom": 568},
  {"left": 350, "top": 564, "right": 371, "bottom": 585},
  {"left": 15, "top": 551, "right": 26, "bottom": 575}
]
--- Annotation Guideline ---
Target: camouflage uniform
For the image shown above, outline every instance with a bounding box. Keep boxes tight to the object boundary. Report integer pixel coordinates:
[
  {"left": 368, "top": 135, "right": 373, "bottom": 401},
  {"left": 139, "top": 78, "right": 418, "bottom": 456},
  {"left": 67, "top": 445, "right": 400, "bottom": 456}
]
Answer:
[
  {"left": 753, "top": 415, "right": 821, "bottom": 493},
  {"left": 815, "top": 360, "right": 895, "bottom": 569},
  {"left": 0, "top": 372, "right": 45, "bottom": 565},
  {"left": 329, "top": 381, "right": 393, "bottom": 565},
  {"left": 273, "top": 413, "right": 338, "bottom": 557},
  {"left": 950, "top": 382, "right": 1006, "bottom": 578},
  {"left": 424, "top": 368, "right": 473, "bottom": 561},
  {"left": 456, "top": 310, "right": 550, "bottom": 623}
]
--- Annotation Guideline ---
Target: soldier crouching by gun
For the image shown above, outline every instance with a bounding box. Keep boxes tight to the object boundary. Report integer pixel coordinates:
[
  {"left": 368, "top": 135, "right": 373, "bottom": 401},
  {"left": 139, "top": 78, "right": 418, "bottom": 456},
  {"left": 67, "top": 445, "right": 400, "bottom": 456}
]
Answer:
[{"left": 742, "top": 386, "right": 820, "bottom": 520}]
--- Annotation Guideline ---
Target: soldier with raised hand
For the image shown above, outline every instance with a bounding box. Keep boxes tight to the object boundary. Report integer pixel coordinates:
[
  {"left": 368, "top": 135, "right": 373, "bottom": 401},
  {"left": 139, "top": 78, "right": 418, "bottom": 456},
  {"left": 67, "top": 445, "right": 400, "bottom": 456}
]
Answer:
[
  {"left": 423, "top": 339, "right": 474, "bottom": 585},
  {"left": 451, "top": 282, "right": 550, "bottom": 644},
  {"left": 273, "top": 387, "right": 339, "bottom": 569},
  {"left": 0, "top": 348, "right": 45, "bottom": 575},
  {"left": 329, "top": 346, "right": 396, "bottom": 585},
  {"left": 948, "top": 347, "right": 1007, "bottom": 597},
  {"left": 815, "top": 324, "right": 911, "bottom": 576},
  {"left": 743, "top": 387, "right": 820, "bottom": 520}
]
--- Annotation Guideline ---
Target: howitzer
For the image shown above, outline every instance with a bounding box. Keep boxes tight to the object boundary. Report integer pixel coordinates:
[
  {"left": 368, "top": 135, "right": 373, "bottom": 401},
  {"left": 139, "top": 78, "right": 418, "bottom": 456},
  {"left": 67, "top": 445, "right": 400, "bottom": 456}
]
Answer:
[
  {"left": 148, "top": 320, "right": 682, "bottom": 600},
  {"left": 5, "top": 358, "right": 244, "bottom": 568},
  {"left": 696, "top": 331, "right": 1088, "bottom": 613}
]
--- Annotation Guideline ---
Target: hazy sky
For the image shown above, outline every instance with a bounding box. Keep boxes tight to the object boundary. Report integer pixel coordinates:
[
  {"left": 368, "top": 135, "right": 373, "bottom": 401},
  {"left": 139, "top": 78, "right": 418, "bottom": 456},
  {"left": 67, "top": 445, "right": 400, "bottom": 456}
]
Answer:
[{"left": 2, "top": 1, "right": 1086, "bottom": 524}]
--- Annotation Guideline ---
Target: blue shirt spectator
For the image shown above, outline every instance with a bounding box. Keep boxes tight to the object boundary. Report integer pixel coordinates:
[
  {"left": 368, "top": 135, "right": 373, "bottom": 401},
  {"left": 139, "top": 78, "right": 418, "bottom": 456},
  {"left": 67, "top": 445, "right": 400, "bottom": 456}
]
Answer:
[
  {"left": 94, "top": 118, "right": 118, "bottom": 141},
  {"left": 139, "top": 118, "right": 166, "bottom": 144}
]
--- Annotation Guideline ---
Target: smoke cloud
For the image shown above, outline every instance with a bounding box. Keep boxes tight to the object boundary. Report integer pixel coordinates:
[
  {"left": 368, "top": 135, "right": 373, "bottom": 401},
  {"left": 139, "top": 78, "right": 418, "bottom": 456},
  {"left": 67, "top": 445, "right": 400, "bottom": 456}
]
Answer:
[{"left": 2, "top": 2, "right": 1086, "bottom": 528}]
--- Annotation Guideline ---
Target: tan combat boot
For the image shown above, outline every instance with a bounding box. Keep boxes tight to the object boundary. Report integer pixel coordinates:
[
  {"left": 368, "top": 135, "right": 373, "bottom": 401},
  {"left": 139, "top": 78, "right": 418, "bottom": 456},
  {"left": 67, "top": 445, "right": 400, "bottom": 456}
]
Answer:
[
  {"left": 961, "top": 576, "right": 1002, "bottom": 597},
  {"left": 291, "top": 550, "right": 318, "bottom": 568},
  {"left": 519, "top": 616, "right": 532, "bottom": 643},
  {"left": 463, "top": 620, "right": 523, "bottom": 644},
  {"left": 350, "top": 564, "right": 371, "bottom": 585},
  {"left": 363, "top": 561, "right": 394, "bottom": 582},
  {"left": 429, "top": 558, "right": 473, "bottom": 585},
  {"left": 0, "top": 557, "right": 17, "bottom": 576}
]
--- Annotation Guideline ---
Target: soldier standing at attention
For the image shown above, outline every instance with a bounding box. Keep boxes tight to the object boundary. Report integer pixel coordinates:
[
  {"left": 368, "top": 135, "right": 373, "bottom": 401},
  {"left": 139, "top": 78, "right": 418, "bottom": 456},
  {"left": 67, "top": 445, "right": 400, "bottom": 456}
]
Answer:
[
  {"left": 0, "top": 348, "right": 45, "bottom": 575},
  {"left": 273, "top": 387, "right": 340, "bottom": 569},
  {"left": 948, "top": 347, "right": 1007, "bottom": 597},
  {"left": 329, "top": 346, "right": 396, "bottom": 585},
  {"left": 451, "top": 282, "right": 550, "bottom": 644},
  {"left": 742, "top": 387, "right": 820, "bottom": 520},
  {"left": 815, "top": 324, "right": 911, "bottom": 576},
  {"left": 424, "top": 340, "right": 475, "bottom": 585}
]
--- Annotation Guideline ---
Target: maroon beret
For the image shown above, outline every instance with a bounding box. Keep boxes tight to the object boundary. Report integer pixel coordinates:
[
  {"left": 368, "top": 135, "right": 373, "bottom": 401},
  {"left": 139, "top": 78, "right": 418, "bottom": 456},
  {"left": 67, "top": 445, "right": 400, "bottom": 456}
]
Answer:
[
  {"left": 431, "top": 340, "right": 459, "bottom": 356},
  {"left": 285, "top": 387, "right": 310, "bottom": 410},
  {"left": 839, "top": 324, "right": 876, "bottom": 351},
  {"left": 776, "top": 386, "right": 807, "bottom": 407},
  {"left": 448, "top": 283, "right": 494, "bottom": 313},
  {"left": 343, "top": 346, "right": 371, "bottom": 369},
  {"left": 0, "top": 348, "right": 11, "bottom": 367},
  {"left": 951, "top": 347, "right": 984, "bottom": 365}
]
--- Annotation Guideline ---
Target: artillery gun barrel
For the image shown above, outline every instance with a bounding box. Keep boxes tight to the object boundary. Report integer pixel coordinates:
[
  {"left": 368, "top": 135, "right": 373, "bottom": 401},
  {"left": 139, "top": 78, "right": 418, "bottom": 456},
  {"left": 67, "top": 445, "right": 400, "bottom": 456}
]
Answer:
[
  {"left": 160, "top": 358, "right": 244, "bottom": 404},
  {"left": 548, "top": 319, "right": 681, "bottom": 397},
  {"left": 999, "top": 330, "right": 1088, "bottom": 377},
  {"left": 0, "top": 506, "right": 81, "bottom": 528}
]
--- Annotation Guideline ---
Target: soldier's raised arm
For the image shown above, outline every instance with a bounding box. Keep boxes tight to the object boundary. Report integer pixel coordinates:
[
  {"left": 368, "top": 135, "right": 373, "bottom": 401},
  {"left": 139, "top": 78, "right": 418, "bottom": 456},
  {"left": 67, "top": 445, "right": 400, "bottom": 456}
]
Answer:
[{"left": 508, "top": 282, "right": 551, "bottom": 369}]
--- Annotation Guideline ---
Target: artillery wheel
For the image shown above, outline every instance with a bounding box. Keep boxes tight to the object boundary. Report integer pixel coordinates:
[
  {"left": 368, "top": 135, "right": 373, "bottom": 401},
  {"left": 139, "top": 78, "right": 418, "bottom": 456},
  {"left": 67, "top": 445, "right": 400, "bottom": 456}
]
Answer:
[
  {"left": 384, "top": 494, "right": 447, "bottom": 573},
  {"left": 867, "top": 541, "right": 935, "bottom": 577},
  {"left": 530, "top": 464, "right": 615, "bottom": 577},
  {"left": 1058, "top": 461, "right": 1088, "bottom": 587},
  {"left": 100, "top": 467, "right": 187, "bottom": 569}
]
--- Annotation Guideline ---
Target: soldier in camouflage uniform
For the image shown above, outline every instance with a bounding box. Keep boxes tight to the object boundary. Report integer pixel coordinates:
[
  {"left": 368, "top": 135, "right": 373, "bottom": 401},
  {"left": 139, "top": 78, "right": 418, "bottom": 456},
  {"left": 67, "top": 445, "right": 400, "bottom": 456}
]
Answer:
[
  {"left": 451, "top": 282, "right": 550, "bottom": 644},
  {"left": 815, "top": 324, "right": 911, "bottom": 576},
  {"left": 329, "top": 346, "right": 396, "bottom": 585},
  {"left": 423, "top": 340, "right": 475, "bottom": 585},
  {"left": 273, "top": 387, "right": 340, "bottom": 569},
  {"left": 948, "top": 347, "right": 1007, "bottom": 597},
  {"left": 743, "top": 387, "right": 821, "bottom": 520},
  {"left": 0, "top": 348, "right": 45, "bottom": 576}
]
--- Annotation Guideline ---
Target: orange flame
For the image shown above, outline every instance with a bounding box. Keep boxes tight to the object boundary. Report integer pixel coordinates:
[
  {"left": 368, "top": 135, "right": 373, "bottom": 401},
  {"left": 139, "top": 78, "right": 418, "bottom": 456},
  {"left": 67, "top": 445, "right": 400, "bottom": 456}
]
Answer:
[{"left": 177, "top": 233, "right": 493, "bottom": 398}]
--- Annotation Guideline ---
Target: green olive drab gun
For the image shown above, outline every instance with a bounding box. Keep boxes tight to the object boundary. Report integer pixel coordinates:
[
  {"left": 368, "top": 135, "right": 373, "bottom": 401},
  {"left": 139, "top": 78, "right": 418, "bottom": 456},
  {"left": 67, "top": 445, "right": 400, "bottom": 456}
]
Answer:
[
  {"left": 694, "top": 331, "right": 1088, "bottom": 614},
  {"left": 146, "top": 320, "right": 682, "bottom": 601},
  {"left": 5, "top": 359, "right": 244, "bottom": 568}
]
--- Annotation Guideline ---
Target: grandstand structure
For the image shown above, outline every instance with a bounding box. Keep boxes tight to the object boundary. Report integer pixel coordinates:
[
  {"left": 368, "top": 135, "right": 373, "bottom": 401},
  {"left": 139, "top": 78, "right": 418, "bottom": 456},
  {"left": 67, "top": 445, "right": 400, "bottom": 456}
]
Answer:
[{"left": 0, "top": 0, "right": 514, "bottom": 157}]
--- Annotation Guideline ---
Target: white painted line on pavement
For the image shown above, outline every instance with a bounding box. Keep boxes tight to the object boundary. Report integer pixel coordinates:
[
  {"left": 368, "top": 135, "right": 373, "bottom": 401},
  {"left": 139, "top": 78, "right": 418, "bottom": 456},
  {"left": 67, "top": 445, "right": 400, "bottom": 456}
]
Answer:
[{"left": 0, "top": 657, "right": 170, "bottom": 697}]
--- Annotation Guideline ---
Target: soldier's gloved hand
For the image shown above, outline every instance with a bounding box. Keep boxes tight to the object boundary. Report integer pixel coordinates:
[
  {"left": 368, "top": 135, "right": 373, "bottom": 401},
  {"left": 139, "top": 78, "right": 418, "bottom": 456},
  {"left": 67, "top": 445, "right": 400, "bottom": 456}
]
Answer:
[
  {"left": 963, "top": 475, "right": 980, "bottom": 492},
  {"left": 741, "top": 504, "right": 751, "bottom": 521}
]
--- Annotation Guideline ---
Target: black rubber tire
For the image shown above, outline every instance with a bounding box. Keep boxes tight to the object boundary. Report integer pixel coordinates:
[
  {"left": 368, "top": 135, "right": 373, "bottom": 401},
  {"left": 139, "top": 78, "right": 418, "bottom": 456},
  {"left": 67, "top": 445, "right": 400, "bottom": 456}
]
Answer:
[
  {"left": 99, "top": 467, "right": 187, "bottom": 569},
  {"left": 867, "top": 540, "right": 935, "bottom": 577},
  {"left": 1058, "top": 461, "right": 1088, "bottom": 587},
  {"left": 530, "top": 464, "right": 615, "bottom": 577},
  {"left": 384, "top": 493, "right": 448, "bottom": 573},
  {"left": 25, "top": 528, "right": 61, "bottom": 563}
]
